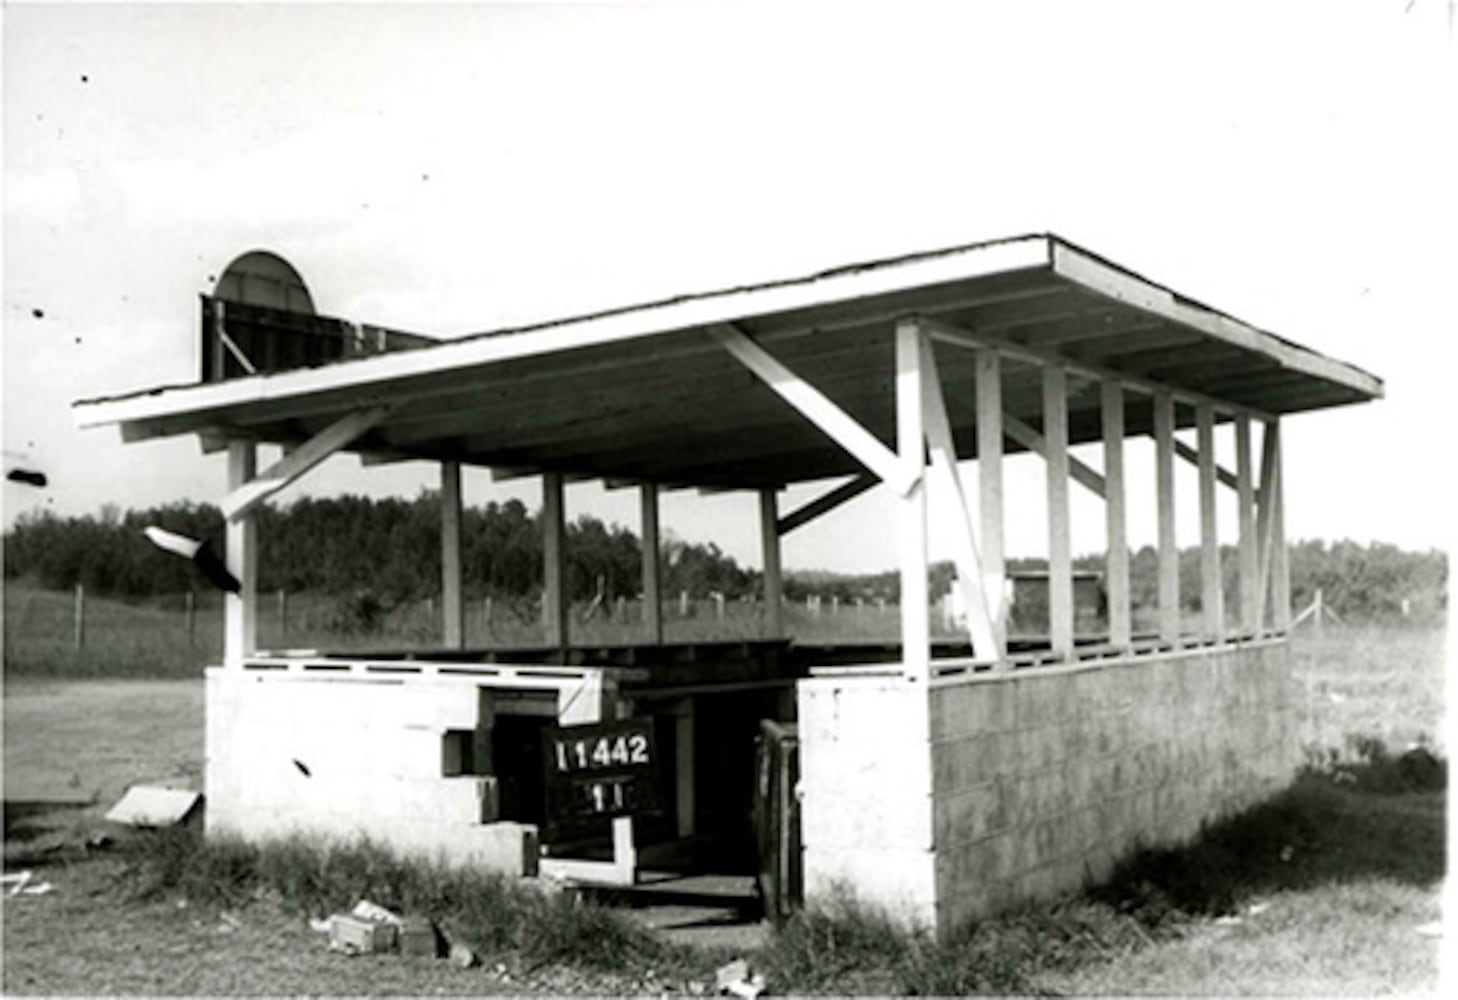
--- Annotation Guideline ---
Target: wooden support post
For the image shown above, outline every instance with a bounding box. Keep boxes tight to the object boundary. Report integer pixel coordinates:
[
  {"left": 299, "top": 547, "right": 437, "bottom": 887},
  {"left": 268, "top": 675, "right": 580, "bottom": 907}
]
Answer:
[
  {"left": 441, "top": 460, "right": 465, "bottom": 649},
  {"left": 1044, "top": 366, "right": 1074, "bottom": 662},
  {"left": 1271, "top": 423, "right": 1291, "bottom": 630},
  {"left": 759, "top": 488, "right": 785, "bottom": 637},
  {"left": 1153, "top": 393, "right": 1180, "bottom": 646},
  {"left": 639, "top": 483, "right": 663, "bottom": 644},
  {"left": 1101, "top": 379, "right": 1131, "bottom": 650},
  {"left": 895, "top": 320, "right": 930, "bottom": 684},
  {"left": 542, "top": 472, "right": 568, "bottom": 650},
  {"left": 73, "top": 583, "right": 85, "bottom": 650},
  {"left": 276, "top": 589, "right": 287, "bottom": 640},
  {"left": 1197, "top": 404, "right": 1223, "bottom": 641},
  {"left": 1255, "top": 419, "right": 1280, "bottom": 632},
  {"left": 976, "top": 349, "right": 1007, "bottom": 649},
  {"left": 225, "top": 440, "right": 257, "bottom": 667},
  {"left": 1236, "top": 415, "right": 1259, "bottom": 635}
]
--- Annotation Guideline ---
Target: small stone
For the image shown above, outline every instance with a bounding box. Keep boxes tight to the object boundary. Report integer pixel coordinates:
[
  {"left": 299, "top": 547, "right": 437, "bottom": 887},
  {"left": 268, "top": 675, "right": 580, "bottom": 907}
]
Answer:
[{"left": 449, "top": 942, "right": 477, "bottom": 968}]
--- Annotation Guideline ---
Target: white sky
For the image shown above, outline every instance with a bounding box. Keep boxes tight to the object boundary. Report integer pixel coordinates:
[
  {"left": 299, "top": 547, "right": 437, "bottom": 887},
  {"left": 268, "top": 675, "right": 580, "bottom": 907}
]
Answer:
[{"left": 3, "top": 0, "right": 1455, "bottom": 573}]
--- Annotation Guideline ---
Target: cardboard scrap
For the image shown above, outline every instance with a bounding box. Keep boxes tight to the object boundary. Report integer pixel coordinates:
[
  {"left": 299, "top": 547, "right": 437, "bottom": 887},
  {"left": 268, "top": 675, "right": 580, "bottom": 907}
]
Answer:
[{"left": 105, "top": 786, "right": 202, "bottom": 828}]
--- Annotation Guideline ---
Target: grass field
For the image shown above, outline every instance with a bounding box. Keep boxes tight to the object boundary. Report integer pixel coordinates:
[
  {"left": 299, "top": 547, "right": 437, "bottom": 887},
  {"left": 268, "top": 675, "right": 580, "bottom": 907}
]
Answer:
[{"left": 2, "top": 580, "right": 1448, "bottom": 996}]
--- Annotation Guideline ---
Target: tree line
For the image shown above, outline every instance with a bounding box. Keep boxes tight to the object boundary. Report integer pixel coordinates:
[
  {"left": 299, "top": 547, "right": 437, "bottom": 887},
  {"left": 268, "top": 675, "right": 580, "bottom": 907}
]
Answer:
[
  {"left": 3, "top": 495, "right": 1446, "bottom": 624},
  {"left": 2, "top": 495, "right": 756, "bottom": 610}
]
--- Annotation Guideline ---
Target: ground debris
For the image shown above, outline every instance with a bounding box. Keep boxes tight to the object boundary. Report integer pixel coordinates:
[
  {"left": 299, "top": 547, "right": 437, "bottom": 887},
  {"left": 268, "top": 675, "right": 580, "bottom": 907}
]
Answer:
[
  {"left": 715, "top": 958, "right": 766, "bottom": 998},
  {"left": 2, "top": 870, "right": 55, "bottom": 897},
  {"left": 104, "top": 786, "right": 201, "bottom": 828}
]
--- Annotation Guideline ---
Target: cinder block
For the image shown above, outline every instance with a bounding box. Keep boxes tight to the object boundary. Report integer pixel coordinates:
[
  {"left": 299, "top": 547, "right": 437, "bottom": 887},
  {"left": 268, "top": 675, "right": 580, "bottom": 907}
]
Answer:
[{"left": 330, "top": 913, "right": 397, "bottom": 954}]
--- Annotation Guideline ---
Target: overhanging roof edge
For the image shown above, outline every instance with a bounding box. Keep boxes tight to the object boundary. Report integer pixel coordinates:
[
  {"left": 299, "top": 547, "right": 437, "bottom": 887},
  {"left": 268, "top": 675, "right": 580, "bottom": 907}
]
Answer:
[
  {"left": 1050, "top": 240, "right": 1384, "bottom": 401},
  {"left": 73, "top": 234, "right": 1057, "bottom": 431}
]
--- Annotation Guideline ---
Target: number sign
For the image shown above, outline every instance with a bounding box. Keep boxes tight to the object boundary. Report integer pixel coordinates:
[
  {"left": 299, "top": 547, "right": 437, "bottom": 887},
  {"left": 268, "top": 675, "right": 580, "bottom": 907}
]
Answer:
[{"left": 542, "top": 718, "right": 661, "bottom": 840}]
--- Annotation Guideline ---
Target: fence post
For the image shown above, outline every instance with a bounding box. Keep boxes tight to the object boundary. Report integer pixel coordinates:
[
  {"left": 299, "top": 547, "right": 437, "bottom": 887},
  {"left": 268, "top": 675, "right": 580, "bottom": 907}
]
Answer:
[
  {"left": 277, "top": 589, "right": 287, "bottom": 640},
  {"left": 73, "top": 582, "right": 85, "bottom": 649},
  {"left": 186, "top": 591, "right": 196, "bottom": 646},
  {"left": 679, "top": 590, "right": 690, "bottom": 618}
]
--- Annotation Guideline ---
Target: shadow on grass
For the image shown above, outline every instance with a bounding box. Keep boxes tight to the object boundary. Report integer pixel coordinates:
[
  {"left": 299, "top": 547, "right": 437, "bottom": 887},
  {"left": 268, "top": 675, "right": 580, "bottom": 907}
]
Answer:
[
  {"left": 1090, "top": 759, "right": 1445, "bottom": 933},
  {"left": 758, "top": 744, "right": 1446, "bottom": 996}
]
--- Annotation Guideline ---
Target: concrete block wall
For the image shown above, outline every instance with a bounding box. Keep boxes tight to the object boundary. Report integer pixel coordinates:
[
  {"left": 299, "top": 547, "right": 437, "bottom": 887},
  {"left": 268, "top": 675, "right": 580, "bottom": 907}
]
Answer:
[
  {"left": 928, "top": 640, "right": 1297, "bottom": 931},
  {"left": 796, "top": 674, "right": 939, "bottom": 928},
  {"left": 204, "top": 668, "right": 607, "bottom": 875}
]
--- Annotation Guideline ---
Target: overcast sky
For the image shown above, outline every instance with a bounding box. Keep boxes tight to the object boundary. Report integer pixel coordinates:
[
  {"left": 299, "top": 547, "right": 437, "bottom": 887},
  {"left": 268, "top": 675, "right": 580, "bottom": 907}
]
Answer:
[{"left": 4, "top": 1, "right": 1455, "bottom": 573}]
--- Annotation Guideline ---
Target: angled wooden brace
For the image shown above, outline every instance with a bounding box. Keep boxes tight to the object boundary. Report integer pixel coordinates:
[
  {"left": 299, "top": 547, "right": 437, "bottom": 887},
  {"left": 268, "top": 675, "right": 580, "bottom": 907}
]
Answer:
[
  {"left": 917, "top": 334, "right": 1003, "bottom": 662},
  {"left": 1164, "top": 434, "right": 1240, "bottom": 491},
  {"left": 1003, "top": 414, "right": 1107, "bottom": 498},
  {"left": 777, "top": 473, "right": 878, "bottom": 536},
  {"left": 709, "top": 323, "right": 919, "bottom": 496},
  {"left": 221, "top": 405, "right": 392, "bottom": 521}
]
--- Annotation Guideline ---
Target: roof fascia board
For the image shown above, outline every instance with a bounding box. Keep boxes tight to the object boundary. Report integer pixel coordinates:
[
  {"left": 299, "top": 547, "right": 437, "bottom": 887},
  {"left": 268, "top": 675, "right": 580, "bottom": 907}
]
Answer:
[
  {"left": 1050, "top": 241, "right": 1383, "bottom": 400},
  {"left": 73, "top": 237, "right": 1055, "bottom": 432}
]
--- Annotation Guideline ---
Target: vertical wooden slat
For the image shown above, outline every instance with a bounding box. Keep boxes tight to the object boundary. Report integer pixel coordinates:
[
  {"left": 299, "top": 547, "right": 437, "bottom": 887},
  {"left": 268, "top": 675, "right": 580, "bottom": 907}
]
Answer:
[
  {"left": 895, "top": 320, "right": 930, "bottom": 684},
  {"left": 759, "top": 488, "right": 785, "bottom": 637},
  {"left": 441, "top": 460, "right": 464, "bottom": 649},
  {"left": 1044, "top": 366, "right": 1074, "bottom": 661},
  {"left": 542, "top": 472, "right": 568, "bottom": 650},
  {"left": 640, "top": 483, "right": 663, "bottom": 644},
  {"left": 225, "top": 440, "right": 257, "bottom": 667},
  {"left": 1236, "top": 415, "right": 1259, "bottom": 634},
  {"left": 211, "top": 299, "right": 227, "bottom": 381},
  {"left": 1101, "top": 379, "right": 1131, "bottom": 650},
  {"left": 1197, "top": 404, "right": 1222, "bottom": 641},
  {"left": 976, "top": 349, "right": 1007, "bottom": 649},
  {"left": 1154, "top": 392, "right": 1180, "bottom": 645}
]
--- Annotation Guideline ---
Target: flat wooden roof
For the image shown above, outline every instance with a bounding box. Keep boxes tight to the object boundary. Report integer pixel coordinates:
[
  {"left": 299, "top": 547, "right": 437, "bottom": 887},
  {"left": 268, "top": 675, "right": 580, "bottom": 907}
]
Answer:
[{"left": 74, "top": 233, "right": 1382, "bottom": 489}]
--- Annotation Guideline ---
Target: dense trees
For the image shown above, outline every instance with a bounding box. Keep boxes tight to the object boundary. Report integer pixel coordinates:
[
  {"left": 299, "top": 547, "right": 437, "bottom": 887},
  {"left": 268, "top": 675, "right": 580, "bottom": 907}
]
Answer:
[{"left": 3, "top": 495, "right": 1446, "bottom": 624}]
